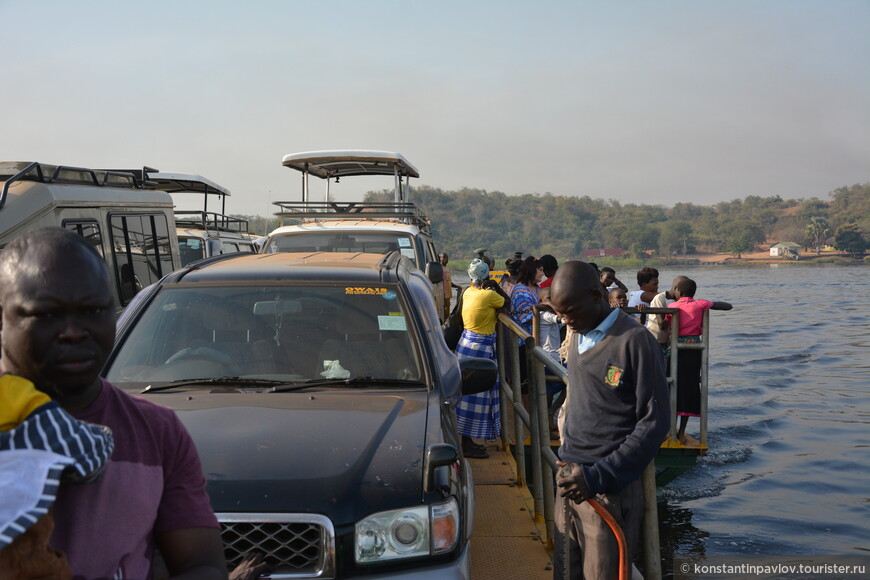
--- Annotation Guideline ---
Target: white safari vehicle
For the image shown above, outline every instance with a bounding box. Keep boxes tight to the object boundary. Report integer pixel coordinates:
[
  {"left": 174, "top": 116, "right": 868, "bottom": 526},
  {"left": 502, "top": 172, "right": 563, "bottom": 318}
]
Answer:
[
  {"left": 261, "top": 150, "right": 446, "bottom": 319},
  {"left": 0, "top": 161, "right": 179, "bottom": 311}
]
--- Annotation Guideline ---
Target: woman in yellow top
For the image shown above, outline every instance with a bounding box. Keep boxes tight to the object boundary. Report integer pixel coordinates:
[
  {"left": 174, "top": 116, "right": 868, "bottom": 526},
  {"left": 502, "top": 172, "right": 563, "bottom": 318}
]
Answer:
[{"left": 455, "top": 259, "right": 510, "bottom": 459}]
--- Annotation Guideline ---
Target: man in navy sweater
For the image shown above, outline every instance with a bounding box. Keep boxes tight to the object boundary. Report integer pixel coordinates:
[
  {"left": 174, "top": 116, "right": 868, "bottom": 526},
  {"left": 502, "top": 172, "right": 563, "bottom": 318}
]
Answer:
[{"left": 548, "top": 261, "right": 669, "bottom": 579}]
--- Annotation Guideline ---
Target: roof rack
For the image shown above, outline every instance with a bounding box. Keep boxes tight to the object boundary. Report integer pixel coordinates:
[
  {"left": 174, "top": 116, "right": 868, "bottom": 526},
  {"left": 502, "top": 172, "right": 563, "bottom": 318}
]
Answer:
[
  {"left": 272, "top": 201, "right": 431, "bottom": 235},
  {"left": 174, "top": 210, "right": 250, "bottom": 234},
  {"left": 0, "top": 162, "right": 141, "bottom": 211},
  {"left": 102, "top": 166, "right": 246, "bottom": 233}
]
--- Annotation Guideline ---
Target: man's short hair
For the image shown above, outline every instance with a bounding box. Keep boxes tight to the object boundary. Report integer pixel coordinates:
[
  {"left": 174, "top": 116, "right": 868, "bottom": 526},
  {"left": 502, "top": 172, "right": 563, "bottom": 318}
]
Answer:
[
  {"left": 675, "top": 277, "right": 697, "bottom": 298},
  {"left": 540, "top": 254, "right": 558, "bottom": 273},
  {"left": 551, "top": 261, "right": 603, "bottom": 303},
  {"left": 0, "top": 227, "right": 106, "bottom": 297},
  {"left": 636, "top": 266, "right": 659, "bottom": 287},
  {"left": 600, "top": 267, "right": 616, "bottom": 276}
]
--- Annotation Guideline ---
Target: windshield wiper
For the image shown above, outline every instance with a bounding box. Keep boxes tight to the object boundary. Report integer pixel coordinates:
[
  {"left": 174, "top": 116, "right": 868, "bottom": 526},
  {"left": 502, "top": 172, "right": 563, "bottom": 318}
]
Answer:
[
  {"left": 140, "top": 377, "right": 292, "bottom": 394},
  {"left": 269, "top": 377, "right": 421, "bottom": 393}
]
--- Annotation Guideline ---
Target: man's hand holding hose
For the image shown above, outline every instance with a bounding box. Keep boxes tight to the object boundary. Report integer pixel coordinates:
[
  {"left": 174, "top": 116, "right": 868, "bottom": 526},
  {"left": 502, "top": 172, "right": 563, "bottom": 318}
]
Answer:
[
  {"left": 556, "top": 460, "right": 590, "bottom": 503},
  {"left": 556, "top": 460, "right": 630, "bottom": 580}
]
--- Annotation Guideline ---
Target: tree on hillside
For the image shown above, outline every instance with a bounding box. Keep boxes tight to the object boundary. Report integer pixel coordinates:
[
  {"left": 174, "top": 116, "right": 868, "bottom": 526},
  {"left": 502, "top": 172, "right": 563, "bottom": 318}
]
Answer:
[
  {"left": 658, "top": 220, "right": 693, "bottom": 256},
  {"left": 724, "top": 222, "right": 762, "bottom": 258},
  {"left": 804, "top": 216, "right": 830, "bottom": 255},
  {"left": 797, "top": 198, "right": 829, "bottom": 221},
  {"left": 623, "top": 223, "right": 660, "bottom": 255},
  {"left": 829, "top": 184, "right": 870, "bottom": 232},
  {"left": 834, "top": 223, "right": 868, "bottom": 258}
]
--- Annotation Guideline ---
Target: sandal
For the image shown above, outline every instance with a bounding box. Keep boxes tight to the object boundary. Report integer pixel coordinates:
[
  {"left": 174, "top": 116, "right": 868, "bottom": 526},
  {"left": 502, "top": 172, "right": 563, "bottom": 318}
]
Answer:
[
  {"left": 462, "top": 446, "right": 489, "bottom": 459},
  {"left": 462, "top": 437, "right": 489, "bottom": 458}
]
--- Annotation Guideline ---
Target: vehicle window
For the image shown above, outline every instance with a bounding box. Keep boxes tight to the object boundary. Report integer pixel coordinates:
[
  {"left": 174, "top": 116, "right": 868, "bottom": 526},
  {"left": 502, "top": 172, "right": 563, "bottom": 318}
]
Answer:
[
  {"left": 106, "top": 284, "right": 421, "bottom": 387},
  {"left": 178, "top": 237, "right": 206, "bottom": 266},
  {"left": 266, "top": 232, "right": 418, "bottom": 264},
  {"left": 63, "top": 220, "right": 104, "bottom": 259},
  {"left": 427, "top": 241, "right": 438, "bottom": 263},
  {"left": 109, "top": 213, "right": 175, "bottom": 305}
]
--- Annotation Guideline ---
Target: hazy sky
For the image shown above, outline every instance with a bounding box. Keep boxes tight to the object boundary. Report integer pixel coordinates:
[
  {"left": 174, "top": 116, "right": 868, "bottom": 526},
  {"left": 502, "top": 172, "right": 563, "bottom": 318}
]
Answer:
[{"left": 2, "top": 0, "right": 867, "bottom": 215}]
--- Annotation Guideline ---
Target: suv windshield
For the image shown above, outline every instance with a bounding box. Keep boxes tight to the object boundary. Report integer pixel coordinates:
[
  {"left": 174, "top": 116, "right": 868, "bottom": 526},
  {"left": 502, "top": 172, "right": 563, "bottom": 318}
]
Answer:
[
  {"left": 265, "top": 232, "right": 418, "bottom": 265},
  {"left": 107, "top": 284, "right": 422, "bottom": 388}
]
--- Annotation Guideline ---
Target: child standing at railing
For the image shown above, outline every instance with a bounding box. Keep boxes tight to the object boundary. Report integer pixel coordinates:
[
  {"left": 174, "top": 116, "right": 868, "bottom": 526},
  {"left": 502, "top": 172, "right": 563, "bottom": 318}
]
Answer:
[{"left": 668, "top": 278, "right": 733, "bottom": 445}]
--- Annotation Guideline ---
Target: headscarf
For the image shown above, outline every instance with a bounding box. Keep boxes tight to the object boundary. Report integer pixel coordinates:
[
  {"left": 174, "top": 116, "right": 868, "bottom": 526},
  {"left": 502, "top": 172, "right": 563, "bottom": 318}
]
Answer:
[{"left": 467, "top": 258, "right": 490, "bottom": 283}]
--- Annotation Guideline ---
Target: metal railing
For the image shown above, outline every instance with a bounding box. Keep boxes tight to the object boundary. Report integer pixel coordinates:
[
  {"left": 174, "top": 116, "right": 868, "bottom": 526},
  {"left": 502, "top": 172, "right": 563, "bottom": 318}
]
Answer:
[
  {"left": 639, "top": 307, "right": 710, "bottom": 447},
  {"left": 174, "top": 210, "right": 251, "bottom": 234},
  {"left": 490, "top": 306, "right": 709, "bottom": 580},
  {"left": 271, "top": 201, "right": 432, "bottom": 235},
  {"left": 0, "top": 161, "right": 141, "bottom": 211}
]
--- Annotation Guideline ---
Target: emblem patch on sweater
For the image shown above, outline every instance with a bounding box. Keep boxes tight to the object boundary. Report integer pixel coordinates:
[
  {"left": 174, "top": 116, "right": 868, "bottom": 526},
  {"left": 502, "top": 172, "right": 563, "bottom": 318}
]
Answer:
[{"left": 604, "top": 364, "right": 624, "bottom": 387}]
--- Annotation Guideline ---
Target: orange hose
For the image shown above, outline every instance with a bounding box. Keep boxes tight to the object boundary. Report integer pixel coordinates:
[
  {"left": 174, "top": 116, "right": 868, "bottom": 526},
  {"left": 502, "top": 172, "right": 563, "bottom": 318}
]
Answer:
[{"left": 587, "top": 498, "right": 629, "bottom": 580}]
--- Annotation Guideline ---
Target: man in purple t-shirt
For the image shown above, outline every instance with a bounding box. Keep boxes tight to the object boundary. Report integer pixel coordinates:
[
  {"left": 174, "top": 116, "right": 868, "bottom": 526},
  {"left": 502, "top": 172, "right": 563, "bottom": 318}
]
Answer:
[{"left": 0, "top": 228, "right": 227, "bottom": 579}]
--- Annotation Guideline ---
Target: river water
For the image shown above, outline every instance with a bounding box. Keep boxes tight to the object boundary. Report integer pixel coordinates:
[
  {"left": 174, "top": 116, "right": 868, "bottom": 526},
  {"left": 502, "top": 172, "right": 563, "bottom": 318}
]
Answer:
[
  {"left": 651, "top": 265, "right": 869, "bottom": 572},
  {"left": 456, "top": 264, "right": 869, "bottom": 572}
]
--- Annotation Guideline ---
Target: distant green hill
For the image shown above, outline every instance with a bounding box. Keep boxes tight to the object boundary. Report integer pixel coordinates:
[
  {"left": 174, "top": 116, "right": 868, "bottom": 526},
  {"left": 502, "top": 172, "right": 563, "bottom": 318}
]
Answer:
[{"left": 362, "top": 183, "right": 870, "bottom": 263}]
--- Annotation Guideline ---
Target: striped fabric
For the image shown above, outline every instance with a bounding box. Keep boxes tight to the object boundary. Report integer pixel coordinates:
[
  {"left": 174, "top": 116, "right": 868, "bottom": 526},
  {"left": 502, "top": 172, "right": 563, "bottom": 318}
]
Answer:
[
  {"left": 0, "top": 450, "right": 72, "bottom": 549},
  {"left": 455, "top": 329, "right": 500, "bottom": 439},
  {"left": 1, "top": 402, "right": 114, "bottom": 482},
  {"left": 1, "top": 402, "right": 114, "bottom": 549}
]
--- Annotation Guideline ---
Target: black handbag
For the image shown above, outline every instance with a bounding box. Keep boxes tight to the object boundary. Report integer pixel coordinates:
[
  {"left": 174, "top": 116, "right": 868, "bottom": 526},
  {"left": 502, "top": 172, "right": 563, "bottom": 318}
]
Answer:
[{"left": 442, "top": 287, "right": 466, "bottom": 351}]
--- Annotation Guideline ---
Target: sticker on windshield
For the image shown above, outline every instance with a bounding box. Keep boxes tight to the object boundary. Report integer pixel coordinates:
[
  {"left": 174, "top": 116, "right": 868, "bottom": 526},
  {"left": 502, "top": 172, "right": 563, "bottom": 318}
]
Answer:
[
  {"left": 382, "top": 290, "right": 397, "bottom": 300},
  {"left": 398, "top": 238, "right": 411, "bottom": 247},
  {"left": 346, "top": 287, "right": 389, "bottom": 295},
  {"left": 400, "top": 248, "right": 415, "bottom": 259},
  {"left": 378, "top": 315, "right": 407, "bottom": 331}
]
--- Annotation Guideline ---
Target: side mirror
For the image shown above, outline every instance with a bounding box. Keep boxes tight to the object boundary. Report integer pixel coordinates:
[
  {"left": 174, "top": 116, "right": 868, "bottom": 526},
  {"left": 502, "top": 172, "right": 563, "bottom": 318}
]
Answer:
[
  {"left": 425, "top": 261, "right": 444, "bottom": 284},
  {"left": 424, "top": 444, "right": 458, "bottom": 493},
  {"left": 459, "top": 357, "right": 498, "bottom": 396}
]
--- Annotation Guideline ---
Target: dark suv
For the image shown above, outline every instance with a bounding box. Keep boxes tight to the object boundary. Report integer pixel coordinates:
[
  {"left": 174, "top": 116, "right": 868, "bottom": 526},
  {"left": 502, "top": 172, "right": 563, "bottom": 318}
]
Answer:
[{"left": 104, "top": 251, "right": 495, "bottom": 578}]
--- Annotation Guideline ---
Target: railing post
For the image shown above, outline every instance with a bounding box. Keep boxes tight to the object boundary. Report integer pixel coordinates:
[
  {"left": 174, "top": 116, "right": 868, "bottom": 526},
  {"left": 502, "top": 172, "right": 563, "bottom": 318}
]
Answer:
[
  {"left": 532, "top": 345, "right": 556, "bottom": 548},
  {"left": 525, "top": 334, "right": 545, "bottom": 528},
  {"left": 641, "top": 461, "right": 662, "bottom": 580},
  {"left": 508, "top": 330, "right": 525, "bottom": 486},
  {"left": 700, "top": 310, "right": 710, "bottom": 447},
  {"left": 669, "top": 310, "right": 679, "bottom": 443},
  {"left": 496, "top": 324, "right": 510, "bottom": 452}
]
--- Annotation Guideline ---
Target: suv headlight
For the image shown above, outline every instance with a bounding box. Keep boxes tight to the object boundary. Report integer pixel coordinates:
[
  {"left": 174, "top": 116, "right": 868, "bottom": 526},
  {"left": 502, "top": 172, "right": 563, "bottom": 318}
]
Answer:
[{"left": 355, "top": 497, "right": 460, "bottom": 564}]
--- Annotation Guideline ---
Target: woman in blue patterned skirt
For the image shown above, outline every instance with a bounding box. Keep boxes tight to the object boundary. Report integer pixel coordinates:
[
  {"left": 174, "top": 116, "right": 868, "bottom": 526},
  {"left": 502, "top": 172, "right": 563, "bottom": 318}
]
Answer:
[{"left": 455, "top": 259, "right": 510, "bottom": 459}]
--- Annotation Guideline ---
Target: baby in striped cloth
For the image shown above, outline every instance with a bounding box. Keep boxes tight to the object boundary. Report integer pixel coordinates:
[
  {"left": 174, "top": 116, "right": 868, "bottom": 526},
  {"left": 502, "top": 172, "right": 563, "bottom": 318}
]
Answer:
[{"left": 0, "top": 373, "right": 114, "bottom": 578}]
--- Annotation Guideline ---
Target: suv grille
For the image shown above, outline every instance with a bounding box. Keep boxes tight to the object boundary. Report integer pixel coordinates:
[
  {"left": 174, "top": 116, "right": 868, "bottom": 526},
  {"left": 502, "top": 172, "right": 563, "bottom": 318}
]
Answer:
[{"left": 218, "top": 513, "right": 335, "bottom": 578}]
